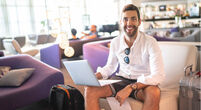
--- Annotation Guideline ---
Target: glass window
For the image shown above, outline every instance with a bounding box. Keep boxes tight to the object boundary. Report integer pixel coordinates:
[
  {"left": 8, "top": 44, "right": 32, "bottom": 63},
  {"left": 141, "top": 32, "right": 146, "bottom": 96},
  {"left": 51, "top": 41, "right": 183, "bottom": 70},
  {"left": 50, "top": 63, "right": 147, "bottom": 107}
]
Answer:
[
  {"left": 32, "top": 0, "right": 45, "bottom": 7},
  {"left": 0, "top": 21, "right": 6, "bottom": 36},
  {"left": 16, "top": 0, "right": 29, "bottom": 6},
  {"left": 5, "top": 0, "right": 16, "bottom": 6},
  {"left": 7, "top": 7, "right": 18, "bottom": 23},
  {"left": 0, "top": 0, "right": 128, "bottom": 37},
  {"left": 17, "top": 7, "right": 32, "bottom": 34},
  {"left": 9, "top": 22, "right": 19, "bottom": 35},
  {"left": 33, "top": 7, "right": 46, "bottom": 33}
]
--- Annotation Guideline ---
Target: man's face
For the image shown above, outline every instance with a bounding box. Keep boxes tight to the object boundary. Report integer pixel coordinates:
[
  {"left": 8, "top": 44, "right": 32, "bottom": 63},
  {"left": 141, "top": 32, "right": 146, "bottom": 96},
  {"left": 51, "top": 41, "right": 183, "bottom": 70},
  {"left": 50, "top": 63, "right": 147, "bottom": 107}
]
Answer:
[
  {"left": 90, "top": 25, "right": 96, "bottom": 32},
  {"left": 121, "top": 10, "right": 141, "bottom": 38}
]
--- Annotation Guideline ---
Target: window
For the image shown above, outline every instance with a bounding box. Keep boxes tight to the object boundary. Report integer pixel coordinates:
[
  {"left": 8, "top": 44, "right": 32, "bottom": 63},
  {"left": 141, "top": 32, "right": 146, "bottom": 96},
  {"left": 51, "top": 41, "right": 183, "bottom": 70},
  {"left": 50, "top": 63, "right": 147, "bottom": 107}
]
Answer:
[{"left": 0, "top": 0, "right": 131, "bottom": 38}]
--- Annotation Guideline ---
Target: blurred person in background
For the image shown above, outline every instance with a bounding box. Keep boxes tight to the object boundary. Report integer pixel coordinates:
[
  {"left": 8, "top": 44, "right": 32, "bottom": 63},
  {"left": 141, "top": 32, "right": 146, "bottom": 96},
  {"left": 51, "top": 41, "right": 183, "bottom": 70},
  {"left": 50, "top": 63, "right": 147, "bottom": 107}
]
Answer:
[{"left": 81, "top": 25, "right": 99, "bottom": 39}]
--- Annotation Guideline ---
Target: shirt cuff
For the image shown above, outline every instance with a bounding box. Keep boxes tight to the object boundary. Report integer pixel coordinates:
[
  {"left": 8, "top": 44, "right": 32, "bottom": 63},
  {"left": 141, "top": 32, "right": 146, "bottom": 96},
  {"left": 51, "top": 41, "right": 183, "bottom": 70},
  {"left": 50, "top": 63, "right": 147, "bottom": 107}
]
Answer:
[
  {"left": 97, "top": 67, "right": 109, "bottom": 79},
  {"left": 137, "top": 74, "right": 161, "bottom": 85}
]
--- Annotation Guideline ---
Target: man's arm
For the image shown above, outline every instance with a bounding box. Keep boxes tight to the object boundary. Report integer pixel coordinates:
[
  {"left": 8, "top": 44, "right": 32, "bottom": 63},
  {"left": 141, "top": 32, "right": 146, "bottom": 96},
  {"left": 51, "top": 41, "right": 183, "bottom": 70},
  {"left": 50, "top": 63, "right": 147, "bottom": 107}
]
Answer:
[
  {"left": 137, "top": 39, "right": 165, "bottom": 85},
  {"left": 81, "top": 32, "right": 90, "bottom": 36},
  {"left": 80, "top": 34, "right": 96, "bottom": 39},
  {"left": 86, "top": 34, "right": 97, "bottom": 39},
  {"left": 115, "top": 82, "right": 149, "bottom": 106},
  {"left": 96, "top": 39, "right": 119, "bottom": 79}
]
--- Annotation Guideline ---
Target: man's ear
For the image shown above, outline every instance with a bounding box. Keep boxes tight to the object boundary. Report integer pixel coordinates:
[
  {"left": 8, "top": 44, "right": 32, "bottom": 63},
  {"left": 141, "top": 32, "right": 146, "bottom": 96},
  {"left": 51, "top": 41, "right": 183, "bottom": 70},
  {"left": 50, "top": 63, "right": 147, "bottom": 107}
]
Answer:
[
  {"left": 138, "top": 19, "right": 141, "bottom": 26},
  {"left": 119, "top": 19, "right": 122, "bottom": 25}
]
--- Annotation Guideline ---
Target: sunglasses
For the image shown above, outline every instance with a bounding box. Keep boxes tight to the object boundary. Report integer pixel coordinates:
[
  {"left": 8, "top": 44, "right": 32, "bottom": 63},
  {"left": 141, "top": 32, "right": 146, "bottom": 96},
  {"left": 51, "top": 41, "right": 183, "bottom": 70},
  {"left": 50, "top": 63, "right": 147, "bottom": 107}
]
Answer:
[{"left": 124, "top": 48, "right": 130, "bottom": 64}]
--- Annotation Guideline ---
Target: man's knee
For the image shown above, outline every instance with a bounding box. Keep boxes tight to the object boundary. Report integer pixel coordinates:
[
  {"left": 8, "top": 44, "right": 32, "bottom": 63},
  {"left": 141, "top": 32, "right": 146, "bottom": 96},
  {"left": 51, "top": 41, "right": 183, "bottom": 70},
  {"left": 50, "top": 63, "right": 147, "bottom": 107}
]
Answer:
[
  {"left": 144, "top": 86, "right": 160, "bottom": 100},
  {"left": 85, "top": 86, "right": 113, "bottom": 99},
  {"left": 85, "top": 86, "right": 97, "bottom": 98}
]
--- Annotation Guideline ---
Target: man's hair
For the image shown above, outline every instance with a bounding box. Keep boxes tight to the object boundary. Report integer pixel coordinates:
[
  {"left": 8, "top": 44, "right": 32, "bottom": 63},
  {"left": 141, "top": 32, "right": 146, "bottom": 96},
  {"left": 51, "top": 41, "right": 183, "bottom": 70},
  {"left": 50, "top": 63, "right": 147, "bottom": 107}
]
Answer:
[
  {"left": 71, "top": 28, "right": 77, "bottom": 36},
  {"left": 91, "top": 25, "right": 97, "bottom": 28},
  {"left": 122, "top": 4, "right": 140, "bottom": 20}
]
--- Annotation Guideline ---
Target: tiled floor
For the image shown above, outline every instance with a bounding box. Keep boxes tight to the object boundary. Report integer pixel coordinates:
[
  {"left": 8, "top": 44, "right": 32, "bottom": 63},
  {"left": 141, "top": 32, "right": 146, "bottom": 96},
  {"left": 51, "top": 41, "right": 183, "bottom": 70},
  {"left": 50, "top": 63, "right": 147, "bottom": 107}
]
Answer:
[{"left": 17, "top": 59, "right": 85, "bottom": 110}]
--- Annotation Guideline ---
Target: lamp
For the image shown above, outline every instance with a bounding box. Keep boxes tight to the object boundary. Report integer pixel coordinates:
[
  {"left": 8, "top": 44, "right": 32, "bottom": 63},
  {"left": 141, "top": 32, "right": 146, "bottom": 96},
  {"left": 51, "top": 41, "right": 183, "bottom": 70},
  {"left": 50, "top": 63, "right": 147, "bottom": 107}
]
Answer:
[
  {"left": 64, "top": 47, "right": 75, "bottom": 57},
  {"left": 51, "top": 31, "right": 75, "bottom": 57},
  {"left": 58, "top": 32, "right": 69, "bottom": 49},
  {"left": 49, "top": 17, "right": 74, "bottom": 57}
]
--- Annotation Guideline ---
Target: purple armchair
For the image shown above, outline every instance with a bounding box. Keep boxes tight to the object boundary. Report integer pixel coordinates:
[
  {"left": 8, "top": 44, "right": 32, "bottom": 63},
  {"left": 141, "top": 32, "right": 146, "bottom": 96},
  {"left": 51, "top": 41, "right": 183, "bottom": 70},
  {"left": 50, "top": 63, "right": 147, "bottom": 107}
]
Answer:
[
  {"left": 40, "top": 44, "right": 62, "bottom": 68},
  {"left": 0, "top": 55, "right": 64, "bottom": 110},
  {"left": 83, "top": 40, "right": 110, "bottom": 72}
]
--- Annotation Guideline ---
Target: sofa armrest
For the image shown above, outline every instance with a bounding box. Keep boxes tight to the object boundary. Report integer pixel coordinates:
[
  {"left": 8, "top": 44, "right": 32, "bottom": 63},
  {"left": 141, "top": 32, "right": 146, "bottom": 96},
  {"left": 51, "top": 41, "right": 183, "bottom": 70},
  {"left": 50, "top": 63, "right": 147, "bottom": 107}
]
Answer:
[
  {"left": 0, "top": 50, "right": 4, "bottom": 57},
  {"left": 14, "top": 36, "right": 26, "bottom": 47},
  {"left": 83, "top": 40, "right": 110, "bottom": 72},
  {"left": 37, "top": 34, "right": 49, "bottom": 44},
  {"left": 40, "top": 44, "right": 61, "bottom": 68}
]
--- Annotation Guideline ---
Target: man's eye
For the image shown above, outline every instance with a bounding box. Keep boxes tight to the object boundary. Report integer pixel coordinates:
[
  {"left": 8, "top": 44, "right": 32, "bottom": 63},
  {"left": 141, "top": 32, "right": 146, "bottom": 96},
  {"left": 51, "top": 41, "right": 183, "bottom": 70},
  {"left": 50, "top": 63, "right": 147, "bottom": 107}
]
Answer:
[
  {"left": 124, "top": 18, "right": 128, "bottom": 21},
  {"left": 131, "top": 18, "right": 136, "bottom": 21}
]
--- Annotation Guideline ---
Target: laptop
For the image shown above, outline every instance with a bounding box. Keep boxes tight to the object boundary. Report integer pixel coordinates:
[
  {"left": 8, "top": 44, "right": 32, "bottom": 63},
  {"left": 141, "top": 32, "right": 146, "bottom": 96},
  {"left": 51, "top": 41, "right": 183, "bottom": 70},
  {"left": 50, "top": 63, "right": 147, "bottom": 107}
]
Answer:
[{"left": 63, "top": 60, "right": 121, "bottom": 86}]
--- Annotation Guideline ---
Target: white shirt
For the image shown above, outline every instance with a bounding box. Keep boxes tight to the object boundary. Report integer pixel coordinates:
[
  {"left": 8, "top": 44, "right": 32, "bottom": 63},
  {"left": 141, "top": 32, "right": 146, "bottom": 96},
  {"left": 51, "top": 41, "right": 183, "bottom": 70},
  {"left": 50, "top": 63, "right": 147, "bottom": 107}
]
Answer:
[{"left": 97, "top": 31, "right": 165, "bottom": 85}]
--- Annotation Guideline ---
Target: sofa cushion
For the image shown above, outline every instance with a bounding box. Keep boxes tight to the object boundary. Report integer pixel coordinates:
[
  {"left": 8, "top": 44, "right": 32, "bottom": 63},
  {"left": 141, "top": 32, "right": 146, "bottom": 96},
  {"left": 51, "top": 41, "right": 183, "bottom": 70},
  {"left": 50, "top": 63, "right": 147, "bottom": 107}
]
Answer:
[
  {"left": 0, "top": 68, "right": 35, "bottom": 87},
  {"left": 0, "top": 66, "right": 11, "bottom": 78},
  {"left": 158, "top": 42, "right": 197, "bottom": 90},
  {"left": 100, "top": 89, "right": 178, "bottom": 110}
]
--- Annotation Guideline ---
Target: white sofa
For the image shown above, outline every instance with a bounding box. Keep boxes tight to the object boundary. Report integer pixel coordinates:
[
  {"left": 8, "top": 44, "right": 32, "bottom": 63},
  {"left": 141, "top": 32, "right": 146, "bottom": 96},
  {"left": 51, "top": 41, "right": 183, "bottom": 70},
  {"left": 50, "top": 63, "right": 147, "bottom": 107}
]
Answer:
[{"left": 99, "top": 41, "right": 198, "bottom": 110}]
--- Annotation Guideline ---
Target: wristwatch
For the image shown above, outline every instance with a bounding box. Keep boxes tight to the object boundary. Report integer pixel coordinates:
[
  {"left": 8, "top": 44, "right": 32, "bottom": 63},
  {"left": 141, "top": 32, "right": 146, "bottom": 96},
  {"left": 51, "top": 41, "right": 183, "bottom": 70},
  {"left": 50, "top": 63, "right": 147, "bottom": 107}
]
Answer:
[{"left": 130, "top": 83, "right": 138, "bottom": 90}]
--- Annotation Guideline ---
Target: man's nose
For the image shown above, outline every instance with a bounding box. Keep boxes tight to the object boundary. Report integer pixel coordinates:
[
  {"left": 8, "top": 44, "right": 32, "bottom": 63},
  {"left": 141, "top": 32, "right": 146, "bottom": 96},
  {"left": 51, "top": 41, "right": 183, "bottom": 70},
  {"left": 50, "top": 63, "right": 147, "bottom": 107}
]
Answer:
[{"left": 127, "top": 19, "right": 132, "bottom": 25}]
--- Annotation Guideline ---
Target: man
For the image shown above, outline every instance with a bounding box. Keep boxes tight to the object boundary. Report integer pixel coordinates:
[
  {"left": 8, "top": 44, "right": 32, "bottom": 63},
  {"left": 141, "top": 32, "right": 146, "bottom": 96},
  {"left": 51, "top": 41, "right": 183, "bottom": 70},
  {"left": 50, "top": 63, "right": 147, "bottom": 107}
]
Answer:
[
  {"left": 71, "top": 28, "right": 78, "bottom": 39},
  {"left": 81, "top": 25, "right": 99, "bottom": 39},
  {"left": 85, "top": 4, "right": 165, "bottom": 110}
]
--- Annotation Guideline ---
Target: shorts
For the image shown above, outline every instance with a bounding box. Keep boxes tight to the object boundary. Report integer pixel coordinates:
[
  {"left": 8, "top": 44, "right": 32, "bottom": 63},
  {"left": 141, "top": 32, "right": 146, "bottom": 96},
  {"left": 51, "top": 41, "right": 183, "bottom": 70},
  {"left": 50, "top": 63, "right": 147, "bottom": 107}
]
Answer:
[{"left": 109, "top": 75, "right": 138, "bottom": 100}]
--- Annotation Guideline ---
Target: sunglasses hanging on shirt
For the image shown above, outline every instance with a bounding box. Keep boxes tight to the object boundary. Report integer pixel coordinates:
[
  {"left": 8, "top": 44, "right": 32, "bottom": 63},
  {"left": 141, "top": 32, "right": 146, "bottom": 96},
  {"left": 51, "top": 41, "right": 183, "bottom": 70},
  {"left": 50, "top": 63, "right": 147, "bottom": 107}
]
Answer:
[{"left": 124, "top": 48, "right": 130, "bottom": 64}]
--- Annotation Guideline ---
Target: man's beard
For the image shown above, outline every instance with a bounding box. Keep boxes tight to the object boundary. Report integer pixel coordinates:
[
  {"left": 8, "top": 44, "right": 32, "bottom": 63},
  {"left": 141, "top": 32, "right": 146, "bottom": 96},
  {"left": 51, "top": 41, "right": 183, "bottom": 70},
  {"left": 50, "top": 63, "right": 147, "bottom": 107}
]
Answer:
[{"left": 123, "top": 25, "right": 138, "bottom": 38}]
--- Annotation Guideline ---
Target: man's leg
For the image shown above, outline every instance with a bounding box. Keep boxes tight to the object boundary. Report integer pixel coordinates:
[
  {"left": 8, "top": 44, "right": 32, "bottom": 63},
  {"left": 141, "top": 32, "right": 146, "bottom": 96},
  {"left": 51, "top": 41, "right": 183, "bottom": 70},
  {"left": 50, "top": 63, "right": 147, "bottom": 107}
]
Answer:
[
  {"left": 85, "top": 85, "right": 113, "bottom": 110},
  {"left": 136, "top": 86, "right": 161, "bottom": 110}
]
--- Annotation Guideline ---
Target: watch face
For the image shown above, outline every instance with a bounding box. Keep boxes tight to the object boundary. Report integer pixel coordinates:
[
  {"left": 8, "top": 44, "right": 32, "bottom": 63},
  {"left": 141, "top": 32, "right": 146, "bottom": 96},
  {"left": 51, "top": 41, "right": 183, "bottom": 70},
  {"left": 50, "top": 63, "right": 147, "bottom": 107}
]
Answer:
[{"left": 132, "top": 84, "right": 137, "bottom": 90}]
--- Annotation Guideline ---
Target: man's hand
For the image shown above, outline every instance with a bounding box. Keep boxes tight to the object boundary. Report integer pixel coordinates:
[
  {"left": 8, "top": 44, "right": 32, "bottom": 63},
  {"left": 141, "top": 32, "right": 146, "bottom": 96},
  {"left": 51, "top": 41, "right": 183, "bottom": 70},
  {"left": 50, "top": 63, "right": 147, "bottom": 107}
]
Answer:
[
  {"left": 95, "top": 72, "right": 103, "bottom": 79},
  {"left": 115, "top": 85, "right": 132, "bottom": 106}
]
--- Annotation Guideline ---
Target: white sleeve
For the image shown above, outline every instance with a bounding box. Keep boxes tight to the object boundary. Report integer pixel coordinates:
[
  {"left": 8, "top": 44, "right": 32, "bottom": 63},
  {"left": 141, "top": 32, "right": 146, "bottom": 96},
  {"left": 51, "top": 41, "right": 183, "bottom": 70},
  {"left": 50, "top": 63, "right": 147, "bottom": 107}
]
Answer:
[
  {"left": 96, "top": 40, "right": 119, "bottom": 79},
  {"left": 137, "top": 40, "right": 165, "bottom": 85}
]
